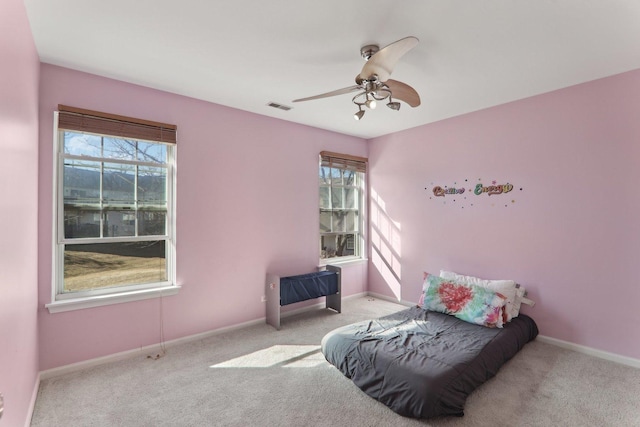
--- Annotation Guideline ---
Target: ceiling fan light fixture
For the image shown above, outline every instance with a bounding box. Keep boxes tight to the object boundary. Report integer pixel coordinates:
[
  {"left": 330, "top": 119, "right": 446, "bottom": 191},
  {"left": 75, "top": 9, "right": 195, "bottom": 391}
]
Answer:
[
  {"left": 387, "top": 101, "right": 401, "bottom": 111},
  {"left": 366, "top": 97, "right": 377, "bottom": 109},
  {"left": 292, "top": 37, "right": 420, "bottom": 119}
]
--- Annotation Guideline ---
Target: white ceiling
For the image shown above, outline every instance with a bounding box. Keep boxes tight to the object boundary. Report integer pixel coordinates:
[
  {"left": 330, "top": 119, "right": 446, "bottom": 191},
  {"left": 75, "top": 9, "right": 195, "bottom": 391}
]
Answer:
[{"left": 24, "top": 0, "right": 640, "bottom": 139}]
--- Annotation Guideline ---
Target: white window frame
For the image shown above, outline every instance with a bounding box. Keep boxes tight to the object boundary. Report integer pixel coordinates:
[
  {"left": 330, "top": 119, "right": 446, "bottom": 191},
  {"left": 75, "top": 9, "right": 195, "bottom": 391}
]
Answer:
[
  {"left": 47, "top": 112, "right": 179, "bottom": 313},
  {"left": 319, "top": 154, "right": 367, "bottom": 266}
]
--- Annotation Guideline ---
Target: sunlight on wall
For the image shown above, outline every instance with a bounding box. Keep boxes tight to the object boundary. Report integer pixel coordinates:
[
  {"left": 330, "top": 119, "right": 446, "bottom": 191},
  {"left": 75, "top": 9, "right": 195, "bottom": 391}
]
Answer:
[
  {"left": 209, "top": 345, "right": 323, "bottom": 369},
  {"left": 370, "top": 188, "right": 402, "bottom": 300}
]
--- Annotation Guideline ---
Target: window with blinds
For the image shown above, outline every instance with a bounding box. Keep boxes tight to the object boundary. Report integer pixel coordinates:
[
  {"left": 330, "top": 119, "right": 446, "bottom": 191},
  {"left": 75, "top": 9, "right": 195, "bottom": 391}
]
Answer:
[
  {"left": 319, "top": 151, "right": 367, "bottom": 261},
  {"left": 51, "top": 105, "right": 178, "bottom": 307}
]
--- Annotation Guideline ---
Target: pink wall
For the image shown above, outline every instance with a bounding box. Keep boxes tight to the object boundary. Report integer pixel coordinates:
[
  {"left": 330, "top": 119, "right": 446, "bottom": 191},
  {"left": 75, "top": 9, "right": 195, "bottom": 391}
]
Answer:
[
  {"left": 31, "top": 30, "right": 640, "bottom": 374},
  {"left": 368, "top": 69, "right": 640, "bottom": 360},
  {"left": 0, "top": 0, "right": 40, "bottom": 425},
  {"left": 37, "top": 64, "right": 368, "bottom": 370}
]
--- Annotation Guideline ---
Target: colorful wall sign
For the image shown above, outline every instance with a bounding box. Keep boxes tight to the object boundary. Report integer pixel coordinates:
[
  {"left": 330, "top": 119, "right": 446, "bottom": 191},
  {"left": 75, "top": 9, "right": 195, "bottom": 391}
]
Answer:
[{"left": 427, "top": 178, "right": 523, "bottom": 208}]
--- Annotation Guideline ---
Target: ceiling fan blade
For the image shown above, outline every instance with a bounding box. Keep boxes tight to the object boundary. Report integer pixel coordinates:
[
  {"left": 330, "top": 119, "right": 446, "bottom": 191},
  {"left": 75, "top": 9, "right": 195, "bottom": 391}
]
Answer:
[
  {"left": 292, "top": 85, "right": 362, "bottom": 103},
  {"left": 359, "top": 36, "right": 419, "bottom": 82},
  {"left": 385, "top": 79, "right": 421, "bottom": 107}
]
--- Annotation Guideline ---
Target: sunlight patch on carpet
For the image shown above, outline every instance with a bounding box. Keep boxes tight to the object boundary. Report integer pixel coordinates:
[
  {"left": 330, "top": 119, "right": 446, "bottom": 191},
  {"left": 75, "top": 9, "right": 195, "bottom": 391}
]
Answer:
[{"left": 209, "top": 345, "right": 323, "bottom": 369}]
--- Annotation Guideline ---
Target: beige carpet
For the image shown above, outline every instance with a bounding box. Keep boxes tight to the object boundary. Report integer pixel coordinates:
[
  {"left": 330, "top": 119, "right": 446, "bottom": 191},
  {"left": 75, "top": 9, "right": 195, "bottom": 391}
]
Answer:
[{"left": 31, "top": 297, "right": 640, "bottom": 426}]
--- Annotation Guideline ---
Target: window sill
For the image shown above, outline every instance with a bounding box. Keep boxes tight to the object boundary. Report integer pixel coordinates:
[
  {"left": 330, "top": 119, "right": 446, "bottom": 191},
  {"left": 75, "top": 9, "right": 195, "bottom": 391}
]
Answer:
[
  {"left": 318, "top": 257, "right": 368, "bottom": 269},
  {"left": 45, "top": 285, "right": 181, "bottom": 314}
]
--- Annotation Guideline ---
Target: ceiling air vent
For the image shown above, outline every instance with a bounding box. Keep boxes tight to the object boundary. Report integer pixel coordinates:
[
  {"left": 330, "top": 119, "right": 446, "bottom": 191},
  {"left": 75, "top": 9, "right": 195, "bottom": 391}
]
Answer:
[{"left": 267, "top": 102, "right": 292, "bottom": 111}]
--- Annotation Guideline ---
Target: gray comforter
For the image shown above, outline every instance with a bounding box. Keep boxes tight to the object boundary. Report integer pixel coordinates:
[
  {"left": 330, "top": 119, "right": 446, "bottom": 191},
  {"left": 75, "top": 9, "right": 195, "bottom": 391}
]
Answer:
[{"left": 321, "top": 306, "right": 538, "bottom": 418}]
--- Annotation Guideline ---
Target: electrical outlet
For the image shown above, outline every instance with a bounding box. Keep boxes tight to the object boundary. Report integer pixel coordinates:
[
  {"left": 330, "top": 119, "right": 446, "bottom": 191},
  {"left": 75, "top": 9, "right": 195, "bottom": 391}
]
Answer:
[{"left": 261, "top": 296, "right": 267, "bottom": 302}]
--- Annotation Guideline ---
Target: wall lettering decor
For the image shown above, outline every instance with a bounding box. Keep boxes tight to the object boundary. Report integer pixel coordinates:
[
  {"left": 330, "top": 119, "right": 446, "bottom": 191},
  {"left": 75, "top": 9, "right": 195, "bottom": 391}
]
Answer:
[{"left": 426, "top": 178, "right": 523, "bottom": 208}]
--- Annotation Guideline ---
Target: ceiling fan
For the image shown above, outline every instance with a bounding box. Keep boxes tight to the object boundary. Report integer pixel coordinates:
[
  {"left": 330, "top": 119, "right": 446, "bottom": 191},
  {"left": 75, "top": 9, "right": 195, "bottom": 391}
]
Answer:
[{"left": 292, "top": 36, "right": 421, "bottom": 121}]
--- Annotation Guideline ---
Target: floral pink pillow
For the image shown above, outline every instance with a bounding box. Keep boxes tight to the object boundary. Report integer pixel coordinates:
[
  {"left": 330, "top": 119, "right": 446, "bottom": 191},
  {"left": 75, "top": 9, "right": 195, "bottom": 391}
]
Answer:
[{"left": 420, "top": 272, "right": 507, "bottom": 328}]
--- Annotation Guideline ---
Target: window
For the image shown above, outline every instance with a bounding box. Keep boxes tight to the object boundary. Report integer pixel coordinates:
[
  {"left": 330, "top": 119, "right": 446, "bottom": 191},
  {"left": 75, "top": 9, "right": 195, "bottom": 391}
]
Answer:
[
  {"left": 319, "top": 151, "right": 366, "bottom": 262},
  {"left": 48, "top": 105, "right": 177, "bottom": 312}
]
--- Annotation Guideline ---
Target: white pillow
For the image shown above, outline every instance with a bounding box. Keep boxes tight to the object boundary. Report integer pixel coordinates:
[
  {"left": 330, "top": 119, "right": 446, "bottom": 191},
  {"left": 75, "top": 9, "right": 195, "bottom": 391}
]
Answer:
[
  {"left": 440, "top": 270, "right": 519, "bottom": 321},
  {"left": 512, "top": 286, "right": 527, "bottom": 316}
]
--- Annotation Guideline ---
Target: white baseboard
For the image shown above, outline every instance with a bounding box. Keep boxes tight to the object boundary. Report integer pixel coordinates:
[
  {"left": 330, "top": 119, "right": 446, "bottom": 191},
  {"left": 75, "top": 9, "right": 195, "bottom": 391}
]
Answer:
[
  {"left": 40, "top": 346, "right": 152, "bottom": 380},
  {"left": 366, "top": 291, "right": 415, "bottom": 307},
  {"left": 537, "top": 335, "right": 640, "bottom": 369},
  {"left": 26, "top": 373, "right": 40, "bottom": 427},
  {"left": 40, "top": 292, "right": 370, "bottom": 380}
]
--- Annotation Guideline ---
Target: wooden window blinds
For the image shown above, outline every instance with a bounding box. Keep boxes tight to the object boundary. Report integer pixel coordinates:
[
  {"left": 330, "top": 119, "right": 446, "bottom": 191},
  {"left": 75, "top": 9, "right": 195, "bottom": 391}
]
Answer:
[
  {"left": 320, "top": 151, "right": 367, "bottom": 173},
  {"left": 57, "top": 105, "right": 177, "bottom": 144}
]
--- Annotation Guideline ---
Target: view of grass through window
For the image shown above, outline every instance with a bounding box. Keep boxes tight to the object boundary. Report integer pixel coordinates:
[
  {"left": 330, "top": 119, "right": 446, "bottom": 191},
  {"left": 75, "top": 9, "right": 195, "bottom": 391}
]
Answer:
[{"left": 63, "top": 241, "right": 166, "bottom": 292}]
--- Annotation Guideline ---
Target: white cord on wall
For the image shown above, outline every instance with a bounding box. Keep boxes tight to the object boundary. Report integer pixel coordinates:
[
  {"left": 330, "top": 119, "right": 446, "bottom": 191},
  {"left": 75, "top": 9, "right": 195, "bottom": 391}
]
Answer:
[{"left": 147, "top": 292, "right": 167, "bottom": 360}]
